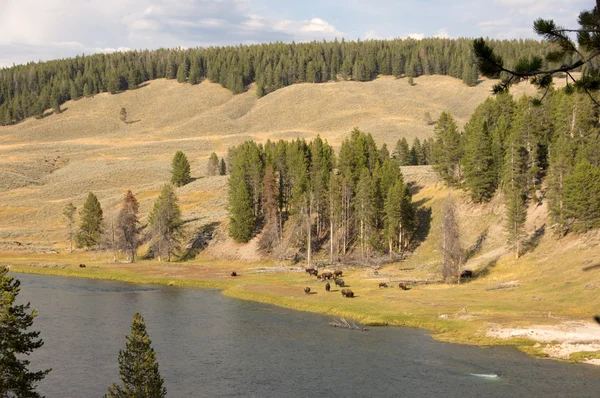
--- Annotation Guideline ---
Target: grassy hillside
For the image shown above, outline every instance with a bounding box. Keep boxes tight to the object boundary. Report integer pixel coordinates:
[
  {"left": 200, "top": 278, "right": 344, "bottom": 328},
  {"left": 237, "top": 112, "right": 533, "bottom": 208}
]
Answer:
[{"left": 0, "top": 75, "right": 540, "bottom": 252}]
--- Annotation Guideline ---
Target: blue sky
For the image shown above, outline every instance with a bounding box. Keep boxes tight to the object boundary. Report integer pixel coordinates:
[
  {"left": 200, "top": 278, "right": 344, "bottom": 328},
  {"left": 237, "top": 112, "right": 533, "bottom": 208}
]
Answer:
[{"left": 0, "top": 0, "right": 590, "bottom": 67}]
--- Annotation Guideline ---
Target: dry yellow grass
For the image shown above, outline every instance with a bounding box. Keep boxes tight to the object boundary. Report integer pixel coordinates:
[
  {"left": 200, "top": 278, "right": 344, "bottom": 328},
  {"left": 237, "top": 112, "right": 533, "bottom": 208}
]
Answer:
[{"left": 0, "top": 75, "right": 539, "bottom": 251}]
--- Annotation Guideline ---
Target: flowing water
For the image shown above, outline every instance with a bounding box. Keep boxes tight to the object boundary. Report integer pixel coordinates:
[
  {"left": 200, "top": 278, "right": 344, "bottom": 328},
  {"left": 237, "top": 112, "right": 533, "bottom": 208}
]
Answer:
[{"left": 14, "top": 273, "right": 600, "bottom": 397}]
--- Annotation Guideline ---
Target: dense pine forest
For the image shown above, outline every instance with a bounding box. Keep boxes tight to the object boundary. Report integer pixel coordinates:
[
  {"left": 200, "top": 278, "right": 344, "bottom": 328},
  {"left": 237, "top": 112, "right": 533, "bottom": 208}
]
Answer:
[
  {"left": 0, "top": 37, "right": 569, "bottom": 126},
  {"left": 227, "top": 130, "right": 418, "bottom": 263},
  {"left": 431, "top": 90, "right": 600, "bottom": 256}
]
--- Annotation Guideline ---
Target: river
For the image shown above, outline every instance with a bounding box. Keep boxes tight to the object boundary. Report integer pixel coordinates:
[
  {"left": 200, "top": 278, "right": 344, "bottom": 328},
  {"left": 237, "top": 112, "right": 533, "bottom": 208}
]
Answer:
[{"left": 13, "top": 273, "right": 600, "bottom": 397}]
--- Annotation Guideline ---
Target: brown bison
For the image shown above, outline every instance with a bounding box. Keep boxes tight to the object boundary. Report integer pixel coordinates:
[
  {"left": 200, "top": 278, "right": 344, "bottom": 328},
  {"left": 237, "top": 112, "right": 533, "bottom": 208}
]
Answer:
[
  {"left": 461, "top": 270, "right": 473, "bottom": 279},
  {"left": 341, "top": 288, "right": 348, "bottom": 297},
  {"left": 335, "top": 279, "right": 345, "bottom": 287},
  {"left": 345, "top": 290, "right": 354, "bottom": 298},
  {"left": 325, "top": 282, "right": 331, "bottom": 292},
  {"left": 379, "top": 282, "right": 388, "bottom": 288},
  {"left": 321, "top": 271, "right": 333, "bottom": 280},
  {"left": 306, "top": 268, "right": 318, "bottom": 276},
  {"left": 304, "top": 286, "right": 311, "bottom": 295},
  {"left": 398, "top": 282, "right": 408, "bottom": 290},
  {"left": 333, "top": 270, "right": 343, "bottom": 278},
  {"left": 79, "top": 264, "right": 86, "bottom": 268},
  {"left": 231, "top": 271, "right": 237, "bottom": 277}
]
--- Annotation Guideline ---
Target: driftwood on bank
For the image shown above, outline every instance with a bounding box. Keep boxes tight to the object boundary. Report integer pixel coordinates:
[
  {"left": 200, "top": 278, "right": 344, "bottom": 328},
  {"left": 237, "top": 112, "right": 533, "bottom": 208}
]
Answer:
[{"left": 329, "top": 317, "right": 368, "bottom": 331}]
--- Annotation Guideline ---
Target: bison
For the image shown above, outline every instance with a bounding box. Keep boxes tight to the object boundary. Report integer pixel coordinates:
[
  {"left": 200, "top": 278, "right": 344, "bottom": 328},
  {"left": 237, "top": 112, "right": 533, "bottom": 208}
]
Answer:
[
  {"left": 304, "top": 286, "right": 311, "bottom": 295},
  {"left": 398, "top": 282, "right": 408, "bottom": 290},
  {"left": 321, "top": 271, "right": 333, "bottom": 280},
  {"left": 335, "top": 279, "right": 345, "bottom": 287},
  {"left": 341, "top": 288, "right": 348, "bottom": 297},
  {"left": 379, "top": 282, "right": 388, "bottom": 288},
  {"left": 325, "top": 282, "right": 331, "bottom": 292},
  {"left": 79, "top": 264, "right": 86, "bottom": 268},
  {"left": 460, "top": 270, "right": 473, "bottom": 279},
  {"left": 231, "top": 271, "right": 237, "bottom": 277},
  {"left": 345, "top": 290, "right": 354, "bottom": 298},
  {"left": 333, "top": 270, "right": 343, "bottom": 278}
]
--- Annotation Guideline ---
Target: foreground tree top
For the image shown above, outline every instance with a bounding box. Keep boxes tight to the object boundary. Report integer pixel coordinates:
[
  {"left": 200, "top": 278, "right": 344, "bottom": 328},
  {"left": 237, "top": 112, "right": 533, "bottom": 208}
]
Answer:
[{"left": 474, "top": 1, "right": 600, "bottom": 105}]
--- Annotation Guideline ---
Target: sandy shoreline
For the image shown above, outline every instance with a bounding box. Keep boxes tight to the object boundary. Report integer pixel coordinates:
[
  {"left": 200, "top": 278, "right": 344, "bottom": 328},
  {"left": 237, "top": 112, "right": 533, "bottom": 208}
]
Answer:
[{"left": 488, "top": 321, "right": 600, "bottom": 366}]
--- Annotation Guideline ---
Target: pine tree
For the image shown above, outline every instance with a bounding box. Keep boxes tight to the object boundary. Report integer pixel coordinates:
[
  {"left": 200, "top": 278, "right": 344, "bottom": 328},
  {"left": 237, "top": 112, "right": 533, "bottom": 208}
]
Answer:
[
  {"left": 127, "top": 67, "right": 140, "bottom": 90},
  {"left": 229, "top": 180, "right": 256, "bottom": 243},
  {"left": 462, "top": 121, "right": 497, "bottom": 203},
  {"left": 83, "top": 82, "right": 91, "bottom": 97},
  {"left": 176, "top": 62, "right": 188, "bottom": 83},
  {"left": 219, "top": 158, "right": 227, "bottom": 175},
  {"left": 207, "top": 152, "right": 219, "bottom": 176},
  {"left": 171, "top": 151, "right": 191, "bottom": 187},
  {"left": 384, "top": 179, "right": 403, "bottom": 259},
  {"left": 76, "top": 192, "right": 103, "bottom": 249},
  {"left": 395, "top": 137, "right": 411, "bottom": 166},
  {"left": 355, "top": 168, "right": 376, "bottom": 259},
  {"left": 188, "top": 61, "right": 202, "bottom": 85},
  {"left": 62, "top": 202, "right": 77, "bottom": 253},
  {"left": 0, "top": 267, "right": 50, "bottom": 397},
  {"left": 432, "top": 111, "right": 463, "bottom": 185},
  {"left": 148, "top": 184, "right": 183, "bottom": 262},
  {"left": 106, "top": 313, "right": 166, "bottom": 398},
  {"left": 503, "top": 129, "right": 529, "bottom": 259},
  {"left": 259, "top": 165, "right": 280, "bottom": 252},
  {"left": 116, "top": 190, "right": 141, "bottom": 263},
  {"left": 562, "top": 161, "right": 600, "bottom": 232},
  {"left": 120, "top": 107, "right": 127, "bottom": 123},
  {"left": 399, "top": 184, "right": 416, "bottom": 254}
]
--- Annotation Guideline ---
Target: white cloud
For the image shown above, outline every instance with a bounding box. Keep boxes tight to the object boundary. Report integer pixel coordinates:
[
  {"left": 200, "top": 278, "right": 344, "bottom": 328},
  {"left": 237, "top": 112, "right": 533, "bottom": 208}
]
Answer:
[
  {"left": 433, "top": 28, "right": 450, "bottom": 39},
  {"left": 300, "top": 18, "right": 338, "bottom": 34},
  {"left": 407, "top": 33, "right": 425, "bottom": 40}
]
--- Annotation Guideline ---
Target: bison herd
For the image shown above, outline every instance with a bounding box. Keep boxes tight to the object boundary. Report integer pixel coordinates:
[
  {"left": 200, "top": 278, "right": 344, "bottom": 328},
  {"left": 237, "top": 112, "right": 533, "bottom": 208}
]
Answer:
[{"left": 303, "top": 267, "right": 412, "bottom": 298}]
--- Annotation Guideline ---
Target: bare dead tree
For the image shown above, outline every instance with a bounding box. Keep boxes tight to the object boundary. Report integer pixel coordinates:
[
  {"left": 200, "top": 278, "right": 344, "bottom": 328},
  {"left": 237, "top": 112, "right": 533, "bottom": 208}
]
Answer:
[{"left": 441, "top": 195, "right": 463, "bottom": 283}]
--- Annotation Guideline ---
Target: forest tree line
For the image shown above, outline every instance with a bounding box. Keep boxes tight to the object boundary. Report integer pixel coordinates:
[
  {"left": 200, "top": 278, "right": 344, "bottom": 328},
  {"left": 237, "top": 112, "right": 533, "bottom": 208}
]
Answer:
[
  {"left": 431, "top": 91, "right": 600, "bottom": 256},
  {"left": 0, "top": 37, "right": 570, "bottom": 126},
  {"left": 227, "top": 129, "right": 419, "bottom": 264}
]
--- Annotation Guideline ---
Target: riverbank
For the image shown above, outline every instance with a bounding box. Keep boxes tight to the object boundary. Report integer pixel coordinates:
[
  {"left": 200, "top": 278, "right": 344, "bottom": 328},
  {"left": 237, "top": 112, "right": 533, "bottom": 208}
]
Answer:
[{"left": 5, "top": 248, "right": 600, "bottom": 367}]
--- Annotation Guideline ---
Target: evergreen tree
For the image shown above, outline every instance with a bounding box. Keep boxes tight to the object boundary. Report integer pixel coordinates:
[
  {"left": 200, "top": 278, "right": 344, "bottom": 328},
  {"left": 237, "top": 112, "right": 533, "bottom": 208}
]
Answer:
[
  {"left": 207, "top": 152, "right": 219, "bottom": 176},
  {"left": 219, "top": 158, "right": 227, "bottom": 175},
  {"left": 148, "top": 184, "right": 183, "bottom": 262},
  {"left": 76, "top": 192, "right": 104, "bottom": 249},
  {"left": 188, "top": 61, "right": 202, "bottom": 85},
  {"left": 176, "top": 62, "right": 188, "bottom": 83},
  {"left": 562, "top": 161, "right": 600, "bottom": 232},
  {"left": 0, "top": 267, "right": 50, "bottom": 397},
  {"left": 120, "top": 107, "right": 128, "bottom": 123},
  {"left": 116, "top": 190, "right": 141, "bottom": 263},
  {"left": 127, "top": 67, "right": 140, "bottom": 90},
  {"left": 432, "top": 111, "right": 462, "bottom": 185},
  {"left": 383, "top": 179, "right": 403, "bottom": 258},
  {"left": 395, "top": 137, "right": 411, "bottom": 166},
  {"left": 229, "top": 181, "right": 256, "bottom": 243},
  {"left": 171, "top": 151, "right": 191, "bottom": 187},
  {"left": 462, "top": 121, "right": 497, "bottom": 203},
  {"left": 355, "top": 168, "right": 376, "bottom": 258},
  {"left": 62, "top": 202, "right": 77, "bottom": 253},
  {"left": 504, "top": 129, "right": 529, "bottom": 258},
  {"left": 106, "top": 313, "right": 166, "bottom": 398},
  {"left": 259, "top": 165, "right": 280, "bottom": 252}
]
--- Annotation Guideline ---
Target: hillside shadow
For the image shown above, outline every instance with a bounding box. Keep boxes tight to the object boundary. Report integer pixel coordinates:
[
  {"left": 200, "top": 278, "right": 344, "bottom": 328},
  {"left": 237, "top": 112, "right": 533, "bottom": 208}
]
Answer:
[
  {"left": 521, "top": 224, "right": 546, "bottom": 255},
  {"left": 465, "top": 228, "right": 488, "bottom": 261},
  {"left": 179, "top": 221, "right": 220, "bottom": 261},
  {"left": 408, "top": 181, "right": 424, "bottom": 195},
  {"left": 582, "top": 263, "right": 600, "bottom": 272},
  {"left": 412, "top": 204, "right": 432, "bottom": 250},
  {"left": 467, "top": 257, "right": 499, "bottom": 281}
]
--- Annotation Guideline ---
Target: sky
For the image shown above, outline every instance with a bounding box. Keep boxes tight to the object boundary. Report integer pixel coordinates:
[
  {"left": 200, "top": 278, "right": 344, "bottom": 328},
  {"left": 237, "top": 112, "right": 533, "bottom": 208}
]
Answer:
[{"left": 0, "top": 0, "right": 591, "bottom": 67}]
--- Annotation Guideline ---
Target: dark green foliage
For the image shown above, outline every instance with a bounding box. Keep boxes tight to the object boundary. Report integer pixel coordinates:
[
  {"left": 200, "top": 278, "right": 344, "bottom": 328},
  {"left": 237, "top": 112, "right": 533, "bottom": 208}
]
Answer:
[
  {"left": 106, "top": 313, "right": 166, "bottom": 398},
  {"left": 562, "top": 161, "right": 600, "bottom": 232},
  {"left": 148, "top": 184, "right": 183, "bottom": 262},
  {"left": 171, "top": 151, "right": 191, "bottom": 187},
  {"left": 474, "top": 4, "right": 600, "bottom": 101},
  {"left": 219, "top": 158, "right": 227, "bottom": 175},
  {"left": 229, "top": 180, "right": 256, "bottom": 243},
  {"left": 227, "top": 129, "right": 415, "bottom": 259},
  {"left": 394, "top": 137, "right": 411, "bottom": 166},
  {"left": 0, "top": 268, "right": 50, "bottom": 397},
  {"left": 462, "top": 121, "right": 497, "bottom": 203},
  {"left": 76, "top": 192, "right": 103, "bottom": 249},
  {"left": 432, "top": 111, "right": 462, "bottom": 184},
  {"left": 0, "top": 38, "right": 559, "bottom": 126}
]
